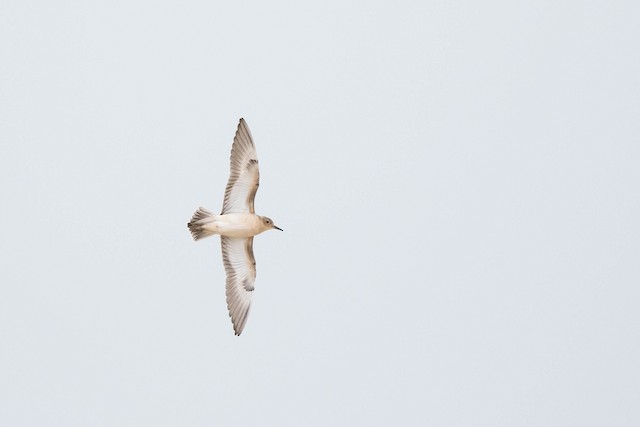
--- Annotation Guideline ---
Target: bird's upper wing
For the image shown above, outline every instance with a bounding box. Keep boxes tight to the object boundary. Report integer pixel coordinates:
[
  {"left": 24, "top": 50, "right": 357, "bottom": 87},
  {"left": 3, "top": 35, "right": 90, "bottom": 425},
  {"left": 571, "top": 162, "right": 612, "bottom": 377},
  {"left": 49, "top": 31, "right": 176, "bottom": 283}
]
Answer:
[
  {"left": 221, "top": 118, "right": 259, "bottom": 214},
  {"left": 221, "top": 236, "right": 256, "bottom": 335}
]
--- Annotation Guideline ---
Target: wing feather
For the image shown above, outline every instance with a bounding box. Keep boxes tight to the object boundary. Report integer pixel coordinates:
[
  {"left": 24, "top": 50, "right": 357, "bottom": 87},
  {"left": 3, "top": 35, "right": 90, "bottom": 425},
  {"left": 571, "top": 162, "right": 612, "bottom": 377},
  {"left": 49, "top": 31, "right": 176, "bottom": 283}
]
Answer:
[
  {"left": 221, "top": 236, "right": 256, "bottom": 335},
  {"left": 222, "top": 118, "right": 259, "bottom": 214}
]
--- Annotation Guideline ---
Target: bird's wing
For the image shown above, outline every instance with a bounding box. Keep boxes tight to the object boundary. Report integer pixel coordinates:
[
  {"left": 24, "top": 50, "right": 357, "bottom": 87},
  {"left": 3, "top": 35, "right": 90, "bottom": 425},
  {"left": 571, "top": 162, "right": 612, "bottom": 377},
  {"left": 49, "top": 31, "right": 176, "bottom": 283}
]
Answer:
[
  {"left": 221, "top": 236, "right": 256, "bottom": 335},
  {"left": 221, "top": 118, "right": 260, "bottom": 214}
]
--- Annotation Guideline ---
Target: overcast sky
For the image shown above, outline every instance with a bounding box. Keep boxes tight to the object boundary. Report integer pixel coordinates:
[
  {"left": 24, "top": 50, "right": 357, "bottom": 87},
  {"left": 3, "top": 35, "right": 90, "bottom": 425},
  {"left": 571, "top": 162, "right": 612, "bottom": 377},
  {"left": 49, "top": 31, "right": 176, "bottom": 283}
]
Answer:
[{"left": 1, "top": 1, "right": 639, "bottom": 426}]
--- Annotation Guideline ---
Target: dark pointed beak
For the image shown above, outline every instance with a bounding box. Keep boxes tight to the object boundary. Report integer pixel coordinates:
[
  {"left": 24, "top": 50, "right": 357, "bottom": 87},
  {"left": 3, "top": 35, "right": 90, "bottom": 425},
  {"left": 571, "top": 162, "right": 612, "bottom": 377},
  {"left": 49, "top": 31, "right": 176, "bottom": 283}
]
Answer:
[{"left": 274, "top": 225, "right": 283, "bottom": 231}]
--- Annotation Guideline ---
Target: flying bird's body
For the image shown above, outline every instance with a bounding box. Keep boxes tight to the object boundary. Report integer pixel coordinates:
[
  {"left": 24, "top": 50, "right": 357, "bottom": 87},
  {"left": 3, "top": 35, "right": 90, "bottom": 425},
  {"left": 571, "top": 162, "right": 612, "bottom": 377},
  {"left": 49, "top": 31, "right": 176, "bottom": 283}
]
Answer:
[
  {"left": 197, "top": 212, "right": 272, "bottom": 238},
  {"left": 188, "top": 118, "right": 281, "bottom": 336}
]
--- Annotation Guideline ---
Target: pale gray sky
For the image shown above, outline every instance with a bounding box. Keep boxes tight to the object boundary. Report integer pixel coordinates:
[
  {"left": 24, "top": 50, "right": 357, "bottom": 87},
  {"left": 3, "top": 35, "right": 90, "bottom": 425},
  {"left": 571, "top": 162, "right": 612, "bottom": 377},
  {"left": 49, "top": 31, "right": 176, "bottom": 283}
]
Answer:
[{"left": 1, "top": 1, "right": 639, "bottom": 426}]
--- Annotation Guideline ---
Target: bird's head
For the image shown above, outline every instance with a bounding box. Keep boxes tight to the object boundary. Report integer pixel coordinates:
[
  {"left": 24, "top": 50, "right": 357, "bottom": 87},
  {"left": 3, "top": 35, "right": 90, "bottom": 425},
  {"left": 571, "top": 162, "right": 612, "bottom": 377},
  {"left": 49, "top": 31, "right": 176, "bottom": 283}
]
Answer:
[{"left": 260, "top": 216, "right": 283, "bottom": 232}]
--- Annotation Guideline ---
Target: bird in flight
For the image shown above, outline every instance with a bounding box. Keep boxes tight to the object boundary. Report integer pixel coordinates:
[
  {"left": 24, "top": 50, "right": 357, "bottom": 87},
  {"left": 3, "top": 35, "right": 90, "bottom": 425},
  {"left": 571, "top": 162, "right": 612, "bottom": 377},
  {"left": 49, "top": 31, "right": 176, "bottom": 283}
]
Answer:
[{"left": 188, "top": 118, "right": 282, "bottom": 335}]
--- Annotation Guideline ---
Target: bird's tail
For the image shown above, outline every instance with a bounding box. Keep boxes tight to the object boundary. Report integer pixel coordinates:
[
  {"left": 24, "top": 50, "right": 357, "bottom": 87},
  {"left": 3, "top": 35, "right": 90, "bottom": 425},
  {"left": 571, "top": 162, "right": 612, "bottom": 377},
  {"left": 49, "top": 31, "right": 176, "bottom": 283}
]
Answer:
[{"left": 187, "top": 207, "right": 216, "bottom": 241}]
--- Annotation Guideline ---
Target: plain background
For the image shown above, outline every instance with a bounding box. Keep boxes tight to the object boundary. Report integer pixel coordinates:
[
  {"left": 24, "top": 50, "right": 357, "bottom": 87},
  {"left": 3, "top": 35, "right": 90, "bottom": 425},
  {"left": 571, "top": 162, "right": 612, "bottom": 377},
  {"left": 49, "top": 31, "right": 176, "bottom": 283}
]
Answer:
[{"left": 1, "top": 1, "right": 639, "bottom": 426}]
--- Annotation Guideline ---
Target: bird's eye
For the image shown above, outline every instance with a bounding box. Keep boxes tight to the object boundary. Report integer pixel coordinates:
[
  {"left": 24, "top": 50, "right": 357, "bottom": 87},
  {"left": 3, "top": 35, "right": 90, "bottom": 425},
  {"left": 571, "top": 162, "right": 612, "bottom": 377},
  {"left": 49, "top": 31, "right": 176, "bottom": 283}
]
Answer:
[{"left": 266, "top": 219, "right": 270, "bottom": 224}]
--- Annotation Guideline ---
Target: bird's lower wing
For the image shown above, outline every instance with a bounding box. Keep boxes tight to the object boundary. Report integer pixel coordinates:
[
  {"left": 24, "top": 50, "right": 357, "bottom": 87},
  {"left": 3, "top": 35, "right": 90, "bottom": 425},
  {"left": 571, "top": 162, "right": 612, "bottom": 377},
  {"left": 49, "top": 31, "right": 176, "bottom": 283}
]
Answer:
[{"left": 221, "top": 236, "right": 256, "bottom": 335}]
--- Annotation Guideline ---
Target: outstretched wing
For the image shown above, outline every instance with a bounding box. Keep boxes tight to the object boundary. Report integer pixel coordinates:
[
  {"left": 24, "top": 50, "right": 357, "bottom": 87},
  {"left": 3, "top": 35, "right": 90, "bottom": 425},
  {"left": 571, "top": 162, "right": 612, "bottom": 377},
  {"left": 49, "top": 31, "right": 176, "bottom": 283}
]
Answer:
[
  {"left": 221, "top": 236, "right": 256, "bottom": 335},
  {"left": 221, "top": 118, "right": 259, "bottom": 214}
]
